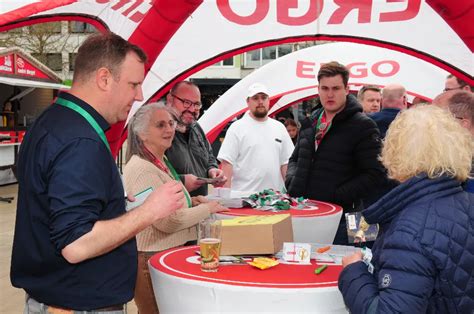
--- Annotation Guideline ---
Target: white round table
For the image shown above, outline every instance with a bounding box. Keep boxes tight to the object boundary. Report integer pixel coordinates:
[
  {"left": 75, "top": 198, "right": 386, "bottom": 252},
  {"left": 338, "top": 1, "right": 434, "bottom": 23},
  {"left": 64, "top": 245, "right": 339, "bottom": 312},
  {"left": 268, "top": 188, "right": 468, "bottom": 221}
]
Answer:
[{"left": 149, "top": 246, "right": 348, "bottom": 313}]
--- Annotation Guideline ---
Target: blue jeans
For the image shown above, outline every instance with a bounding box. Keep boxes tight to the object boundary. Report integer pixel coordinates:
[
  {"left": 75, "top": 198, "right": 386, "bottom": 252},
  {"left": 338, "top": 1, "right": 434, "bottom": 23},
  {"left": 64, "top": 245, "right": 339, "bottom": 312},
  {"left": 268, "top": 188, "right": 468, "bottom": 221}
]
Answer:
[{"left": 24, "top": 294, "right": 127, "bottom": 314}]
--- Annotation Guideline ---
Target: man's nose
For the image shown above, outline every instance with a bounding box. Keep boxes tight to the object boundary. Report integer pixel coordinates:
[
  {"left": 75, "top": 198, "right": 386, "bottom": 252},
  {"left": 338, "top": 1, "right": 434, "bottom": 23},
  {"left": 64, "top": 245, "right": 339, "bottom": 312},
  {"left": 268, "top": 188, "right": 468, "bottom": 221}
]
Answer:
[{"left": 135, "top": 86, "right": 144, "bottom": 101}]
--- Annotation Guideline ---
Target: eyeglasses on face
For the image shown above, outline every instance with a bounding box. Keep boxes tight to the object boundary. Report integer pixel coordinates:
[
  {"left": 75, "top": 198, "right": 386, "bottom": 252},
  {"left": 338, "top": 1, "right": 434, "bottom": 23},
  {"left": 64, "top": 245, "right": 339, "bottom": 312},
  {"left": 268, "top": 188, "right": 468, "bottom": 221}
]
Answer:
[
  {"left": 443, "top": 86, "right": 465, "bottom": 92},
  {"left": 155, "top": 120, "right": 177, "bottom": 130},
  {"left": 171, "top": 94, "right": 202, "bottom": 109}
]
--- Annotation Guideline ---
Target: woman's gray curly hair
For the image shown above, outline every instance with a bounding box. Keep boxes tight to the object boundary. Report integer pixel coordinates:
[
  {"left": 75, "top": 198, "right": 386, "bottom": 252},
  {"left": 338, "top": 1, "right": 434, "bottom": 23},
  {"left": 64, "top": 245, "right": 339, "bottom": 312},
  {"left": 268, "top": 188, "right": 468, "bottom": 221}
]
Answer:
[{"left": 125, "top": 101, "right": 178, "bottom": 163}]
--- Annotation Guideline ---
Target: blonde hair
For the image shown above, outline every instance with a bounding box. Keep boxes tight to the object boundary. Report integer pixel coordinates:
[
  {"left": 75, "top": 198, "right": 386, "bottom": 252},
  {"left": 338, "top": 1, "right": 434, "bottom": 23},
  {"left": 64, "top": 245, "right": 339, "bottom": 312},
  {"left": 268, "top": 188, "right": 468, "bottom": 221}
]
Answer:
[{"left": 381, "top": 105, "right": 473, "bottom": 182}]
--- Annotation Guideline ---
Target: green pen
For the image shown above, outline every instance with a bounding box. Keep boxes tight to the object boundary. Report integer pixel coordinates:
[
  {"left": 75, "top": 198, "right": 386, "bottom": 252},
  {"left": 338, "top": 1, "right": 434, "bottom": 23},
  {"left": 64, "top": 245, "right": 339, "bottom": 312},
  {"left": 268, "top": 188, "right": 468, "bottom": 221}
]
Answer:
[{"left": 314, "top": 264, "right": 328, "bottom": 275}]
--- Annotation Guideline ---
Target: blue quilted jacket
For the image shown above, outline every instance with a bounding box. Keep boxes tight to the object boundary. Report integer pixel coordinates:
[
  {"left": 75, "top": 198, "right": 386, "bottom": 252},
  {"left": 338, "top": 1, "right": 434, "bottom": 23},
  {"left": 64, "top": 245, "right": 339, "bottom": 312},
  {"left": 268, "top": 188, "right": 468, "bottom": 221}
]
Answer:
[{"left": 338, "top": 174, "right": 474, "bottom": 313}]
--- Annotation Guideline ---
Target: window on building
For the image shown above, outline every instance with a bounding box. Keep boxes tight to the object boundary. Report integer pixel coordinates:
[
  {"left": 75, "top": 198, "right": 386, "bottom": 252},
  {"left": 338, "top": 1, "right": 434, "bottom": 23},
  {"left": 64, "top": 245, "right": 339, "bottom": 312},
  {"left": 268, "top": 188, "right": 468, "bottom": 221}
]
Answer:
[
  {"left": 244, "top": 45, "right": 295, "bottom": 68},
  {"left": 278, "top": 44, "right": 292, "bottom": 57},
  {"left": 45, "top": 53, "right": 63, "bottom": 71},
  {"left": 69, "top": 53, "right": 78, "bottom": 71},
  {"left": 29, "top": 22, "right": 61, "bottom": 34},
  {"left": 212, "top": 57, "right": 234, "bottom": 67},
  {"left": 70, "top": 21, "right": 96, "bottom": 33},
  {"left": 245, "top": 49, "right": 261, "bottom": 68}
]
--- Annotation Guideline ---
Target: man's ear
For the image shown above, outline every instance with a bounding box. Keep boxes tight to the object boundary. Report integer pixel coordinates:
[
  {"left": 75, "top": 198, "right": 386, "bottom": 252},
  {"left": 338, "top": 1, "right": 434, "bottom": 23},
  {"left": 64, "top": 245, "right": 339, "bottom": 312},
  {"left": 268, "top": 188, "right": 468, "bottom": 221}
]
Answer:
[
  {"left": 166, "top": 93, "right": 173, "bottom": 105},
  {"left": 96, "top": 67, "right": 111, "bottom": 91}
]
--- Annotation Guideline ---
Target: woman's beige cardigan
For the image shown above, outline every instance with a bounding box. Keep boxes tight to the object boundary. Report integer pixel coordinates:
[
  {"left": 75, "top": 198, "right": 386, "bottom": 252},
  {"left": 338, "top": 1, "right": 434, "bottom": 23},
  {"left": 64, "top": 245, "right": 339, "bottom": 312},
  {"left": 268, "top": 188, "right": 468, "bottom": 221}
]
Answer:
[{"left": 123, "top": 155, "right": 211, "bottom": 252}]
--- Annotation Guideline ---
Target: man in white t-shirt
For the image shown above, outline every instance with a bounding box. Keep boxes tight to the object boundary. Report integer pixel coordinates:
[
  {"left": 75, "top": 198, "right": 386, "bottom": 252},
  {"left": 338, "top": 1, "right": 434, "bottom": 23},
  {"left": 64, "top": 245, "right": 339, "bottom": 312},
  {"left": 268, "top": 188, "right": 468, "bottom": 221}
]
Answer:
[{"left": 217, "top": 83, "right": 294, "bottom": 193}]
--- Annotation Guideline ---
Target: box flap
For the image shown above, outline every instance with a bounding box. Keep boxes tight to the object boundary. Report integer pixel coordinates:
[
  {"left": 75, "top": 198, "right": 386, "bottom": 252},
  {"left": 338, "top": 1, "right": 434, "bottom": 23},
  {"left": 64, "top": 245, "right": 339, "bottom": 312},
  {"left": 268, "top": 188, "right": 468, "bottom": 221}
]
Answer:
[{"left": 221, "top": 214, "right": 290, "bottom": 226}]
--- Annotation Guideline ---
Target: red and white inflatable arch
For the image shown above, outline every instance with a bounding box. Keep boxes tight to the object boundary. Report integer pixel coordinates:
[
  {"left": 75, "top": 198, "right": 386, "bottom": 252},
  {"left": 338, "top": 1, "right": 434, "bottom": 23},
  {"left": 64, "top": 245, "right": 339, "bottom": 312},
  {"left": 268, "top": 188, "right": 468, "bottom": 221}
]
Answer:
[
  {"left": 0, "top": 0, "right": 472, "bottom": 155},
  {"left": 199, "top": 42, "right": 450, "bottom": 142}
]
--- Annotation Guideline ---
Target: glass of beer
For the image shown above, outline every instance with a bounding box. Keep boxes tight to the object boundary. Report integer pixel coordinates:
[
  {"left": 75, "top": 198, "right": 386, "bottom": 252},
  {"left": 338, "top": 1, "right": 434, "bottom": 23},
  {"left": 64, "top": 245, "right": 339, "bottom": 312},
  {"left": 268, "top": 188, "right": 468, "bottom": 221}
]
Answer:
[{"left": 198, "top": 218, "right": 222, "bottom": 272}]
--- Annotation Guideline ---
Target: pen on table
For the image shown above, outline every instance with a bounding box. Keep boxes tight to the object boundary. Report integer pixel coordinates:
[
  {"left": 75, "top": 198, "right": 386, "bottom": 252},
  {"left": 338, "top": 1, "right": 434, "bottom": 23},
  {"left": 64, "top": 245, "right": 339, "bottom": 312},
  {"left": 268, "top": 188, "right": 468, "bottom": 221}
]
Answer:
[{"left": 314, "top": 264, "right": 328, "bottom": 275}]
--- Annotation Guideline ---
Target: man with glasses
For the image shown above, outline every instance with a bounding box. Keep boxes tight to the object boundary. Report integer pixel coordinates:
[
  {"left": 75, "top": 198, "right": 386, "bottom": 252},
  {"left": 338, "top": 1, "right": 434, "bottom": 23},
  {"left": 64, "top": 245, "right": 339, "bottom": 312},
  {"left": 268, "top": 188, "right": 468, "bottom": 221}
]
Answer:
[
  {"left": 218, "top": 83, "right": 294, "bottom": 193},
  {"left": 444, "top": 74, "right": 473, "bottom": 93},
  {"left": 286, "top": 62, "right": 385, "bottom": 245},
  {"left": 166, "top": 81, "right": 226, "bottom": 196}
]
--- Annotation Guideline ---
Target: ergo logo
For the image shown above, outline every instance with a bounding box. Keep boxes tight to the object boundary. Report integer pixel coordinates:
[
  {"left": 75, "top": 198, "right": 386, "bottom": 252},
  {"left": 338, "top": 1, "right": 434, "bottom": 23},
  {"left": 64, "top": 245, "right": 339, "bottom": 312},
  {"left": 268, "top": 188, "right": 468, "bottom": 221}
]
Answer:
[{"left": 296, "top": 60, "right": 401, "bottom": 79}]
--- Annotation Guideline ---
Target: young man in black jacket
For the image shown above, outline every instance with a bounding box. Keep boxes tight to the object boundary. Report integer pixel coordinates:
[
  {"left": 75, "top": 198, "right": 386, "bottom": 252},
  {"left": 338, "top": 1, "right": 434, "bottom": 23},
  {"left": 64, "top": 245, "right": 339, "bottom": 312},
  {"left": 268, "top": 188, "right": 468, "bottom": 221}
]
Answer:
[{"left": 286, "top": 61, "right": 386, "bottom": 245}]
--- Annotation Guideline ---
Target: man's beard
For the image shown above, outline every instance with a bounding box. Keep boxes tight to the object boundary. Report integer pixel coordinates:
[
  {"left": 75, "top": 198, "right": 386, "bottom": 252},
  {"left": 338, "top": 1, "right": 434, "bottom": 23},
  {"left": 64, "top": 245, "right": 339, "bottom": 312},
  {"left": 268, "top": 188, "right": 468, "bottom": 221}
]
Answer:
[
  {"left": 176, "top": 110, "right": 198, "bottom": 132},
  {"left": 252, "top": 107, "right": 268, "bottom": 119}
]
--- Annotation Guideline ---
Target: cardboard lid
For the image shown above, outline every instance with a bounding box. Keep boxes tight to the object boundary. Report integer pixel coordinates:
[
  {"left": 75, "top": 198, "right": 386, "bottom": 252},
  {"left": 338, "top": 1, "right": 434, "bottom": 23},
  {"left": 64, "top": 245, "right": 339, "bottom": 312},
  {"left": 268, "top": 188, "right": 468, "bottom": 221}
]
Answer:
[{"left": 222, "top": 214, "right": 290, "bottom": 226}]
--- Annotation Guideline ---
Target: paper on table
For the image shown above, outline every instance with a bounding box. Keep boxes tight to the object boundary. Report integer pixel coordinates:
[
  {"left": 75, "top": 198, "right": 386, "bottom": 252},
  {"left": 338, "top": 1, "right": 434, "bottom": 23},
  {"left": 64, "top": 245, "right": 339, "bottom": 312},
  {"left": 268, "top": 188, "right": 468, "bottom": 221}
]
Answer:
[{"left": 310, "top": 243, "right": 360, "bottom": 265}]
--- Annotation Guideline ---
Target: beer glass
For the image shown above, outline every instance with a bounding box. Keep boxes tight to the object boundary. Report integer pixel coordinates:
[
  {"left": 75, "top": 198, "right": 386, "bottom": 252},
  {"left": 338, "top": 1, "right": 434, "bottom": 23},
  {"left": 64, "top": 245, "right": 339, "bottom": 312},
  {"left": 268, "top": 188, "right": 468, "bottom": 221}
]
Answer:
[{"left": 198, "top": 218, "right": 222, "bottom": 272}]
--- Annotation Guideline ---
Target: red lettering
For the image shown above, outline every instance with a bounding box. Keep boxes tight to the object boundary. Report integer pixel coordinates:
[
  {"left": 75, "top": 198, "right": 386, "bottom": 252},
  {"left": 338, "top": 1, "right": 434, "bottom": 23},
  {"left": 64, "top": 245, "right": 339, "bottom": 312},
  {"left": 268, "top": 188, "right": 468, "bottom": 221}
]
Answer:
[
  {"left": 296, "top": 61, "right": 316, "bottom": 78},
  {"left": 296, "top": 60, "right": 399, "bottom": 79},
  {"left": 277, "top": 0, "right": 324, "bottom": 26},
  {"left": 380, "top": 0, "right": 421, "bottom": 22},
  {"left": 95, "top": 0, "right": 149, "bottom": 23},
  {"left": 217, "top": 0, "right": 269, "bottom": 25},
  {"left": 347, "top": 62, "right": 368, "bottom": 78},
  {"left": 122, "top": 0, "right": 143, "bottom": 17},
  {"left": 328, "top": 0, "right": 372, "bottom": 24},
  {"left": 111, "top": 0, "right": 131, "bottom": 10},
  {"left": 372, "top": 60, "right": 399, "bottom": 77}
]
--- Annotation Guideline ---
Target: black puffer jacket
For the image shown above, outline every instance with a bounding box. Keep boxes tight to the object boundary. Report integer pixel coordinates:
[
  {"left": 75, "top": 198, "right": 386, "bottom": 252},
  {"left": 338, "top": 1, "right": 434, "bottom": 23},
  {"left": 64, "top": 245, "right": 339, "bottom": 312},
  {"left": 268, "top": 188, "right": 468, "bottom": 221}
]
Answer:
[{"left": 286, "top": 95, "right": 385, "bottom": 210}]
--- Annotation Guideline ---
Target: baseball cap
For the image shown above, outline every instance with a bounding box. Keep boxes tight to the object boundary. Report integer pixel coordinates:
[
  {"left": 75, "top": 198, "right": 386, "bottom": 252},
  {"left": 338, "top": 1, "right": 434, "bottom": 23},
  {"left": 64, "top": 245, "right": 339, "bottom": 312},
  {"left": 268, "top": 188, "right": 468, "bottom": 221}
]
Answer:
[{"left": 247, "top": 83, "right": 269, "bottom": 98}]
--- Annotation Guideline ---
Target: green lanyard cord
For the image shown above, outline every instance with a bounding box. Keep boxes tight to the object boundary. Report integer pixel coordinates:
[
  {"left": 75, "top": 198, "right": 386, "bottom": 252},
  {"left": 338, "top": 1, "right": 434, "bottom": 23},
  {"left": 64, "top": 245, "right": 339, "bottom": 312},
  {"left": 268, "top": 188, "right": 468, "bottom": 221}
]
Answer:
[
  {"left": 56, "top": 97, "right": 111, "bottom": 153},
  {"left": 164, "top": 157, "right": 192, "bottom": 208}
]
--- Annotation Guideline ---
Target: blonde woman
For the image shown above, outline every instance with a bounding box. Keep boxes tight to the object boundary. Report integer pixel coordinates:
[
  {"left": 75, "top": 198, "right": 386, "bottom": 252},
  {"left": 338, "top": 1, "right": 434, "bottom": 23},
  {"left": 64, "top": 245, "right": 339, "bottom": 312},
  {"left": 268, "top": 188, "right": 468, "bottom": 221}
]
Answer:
[
  {"left": 338, "top": 105, "right": 474, "bottom": 313},
  {"left": 124, "top": 102, "right": 227, "bottom": 314}
]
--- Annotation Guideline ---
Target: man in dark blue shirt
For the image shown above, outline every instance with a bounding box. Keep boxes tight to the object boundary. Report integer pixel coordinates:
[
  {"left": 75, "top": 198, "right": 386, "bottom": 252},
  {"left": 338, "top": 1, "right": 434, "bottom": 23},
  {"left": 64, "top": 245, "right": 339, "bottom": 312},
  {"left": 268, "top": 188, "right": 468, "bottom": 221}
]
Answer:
[
  {"left": 10, "top": 32, "right": 184, "bottom": 312},
  {"left": 368, "top": 83, "right": 407, "bottom": 138},
  {"left": 364, "top": 84, "right": 407, "bottom": 208}
]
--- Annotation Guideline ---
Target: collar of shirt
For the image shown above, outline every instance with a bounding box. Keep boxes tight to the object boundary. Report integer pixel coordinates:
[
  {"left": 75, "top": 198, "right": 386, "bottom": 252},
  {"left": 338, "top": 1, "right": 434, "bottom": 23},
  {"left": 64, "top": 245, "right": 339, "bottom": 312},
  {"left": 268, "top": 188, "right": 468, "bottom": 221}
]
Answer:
[{"left": 56, "top": 92, "right": 110, "bottom": 132}]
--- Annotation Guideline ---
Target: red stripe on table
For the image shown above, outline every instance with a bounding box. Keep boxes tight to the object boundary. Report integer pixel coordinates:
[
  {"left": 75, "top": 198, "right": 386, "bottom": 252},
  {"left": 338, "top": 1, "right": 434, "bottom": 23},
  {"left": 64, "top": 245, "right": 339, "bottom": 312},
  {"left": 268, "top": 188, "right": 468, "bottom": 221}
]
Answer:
[
  {"left": 227, "top": 201, "right": 342, "bottom": 217},
  {"left": 150, "top": 246, "right": 341, "bottom": 288}
]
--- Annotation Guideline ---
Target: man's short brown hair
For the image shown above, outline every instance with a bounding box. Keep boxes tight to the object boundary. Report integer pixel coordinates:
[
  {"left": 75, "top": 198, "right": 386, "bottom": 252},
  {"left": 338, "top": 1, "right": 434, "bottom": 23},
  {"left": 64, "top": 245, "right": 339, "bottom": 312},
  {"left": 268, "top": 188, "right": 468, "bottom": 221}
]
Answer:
[
  {"left": 448, "top": 91, "right": 474, "bottom": 123},
  {"left": 446, "top": 74, "right": 474, "bottom": 92},
  {"left": 317, "top": 61, "right": 350, "bottom": 87},
  {"left": 358, "top": 85, "right": 381, "bottom": 100},
  {"left": 73, "top": 32, "right": 147, "bottom": 83}
]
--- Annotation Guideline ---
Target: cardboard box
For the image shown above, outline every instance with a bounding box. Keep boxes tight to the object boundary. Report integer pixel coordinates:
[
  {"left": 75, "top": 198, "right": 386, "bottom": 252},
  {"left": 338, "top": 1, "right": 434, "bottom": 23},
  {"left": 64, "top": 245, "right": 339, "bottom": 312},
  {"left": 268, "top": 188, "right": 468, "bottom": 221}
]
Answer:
[{"left": 220, "top": 214, "right": 293, "bottom": 255}]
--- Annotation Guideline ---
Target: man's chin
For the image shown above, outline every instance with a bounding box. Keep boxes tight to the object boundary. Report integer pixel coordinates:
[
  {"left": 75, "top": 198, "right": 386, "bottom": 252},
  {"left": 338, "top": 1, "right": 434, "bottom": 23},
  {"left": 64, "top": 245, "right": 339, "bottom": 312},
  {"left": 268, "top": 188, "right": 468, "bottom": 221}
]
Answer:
[{"left": 181, "top": 119, "right": 195, "bottom": 126}]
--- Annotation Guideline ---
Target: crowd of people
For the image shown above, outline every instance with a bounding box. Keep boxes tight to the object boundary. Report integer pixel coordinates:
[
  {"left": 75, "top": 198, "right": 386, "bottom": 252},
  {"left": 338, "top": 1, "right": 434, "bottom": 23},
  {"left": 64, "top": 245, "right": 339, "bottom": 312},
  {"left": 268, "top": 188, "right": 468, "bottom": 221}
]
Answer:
[{"left": 9, "top": 32, "right": 474, "bottom": 313}]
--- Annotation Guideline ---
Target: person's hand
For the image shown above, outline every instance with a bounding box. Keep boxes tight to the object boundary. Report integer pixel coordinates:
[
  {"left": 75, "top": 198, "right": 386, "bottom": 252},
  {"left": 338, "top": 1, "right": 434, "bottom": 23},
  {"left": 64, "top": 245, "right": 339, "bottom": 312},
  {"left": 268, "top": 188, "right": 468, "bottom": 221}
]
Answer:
[
  {"left": 143, "top": 181, "right": 183, "bottom": 220},
  {"left": 192, "top": 195, "right": 209, "bottom": 206},
  {"left": 342, "top": 250, "right": 363, "bottom": 268},
  {"left": 208, "top": 168, "right": 227, "bottom": 187},
  {"left": 184, "top": 174, "right": 205, "bottom": 192},
  {"left": 207, "top": 201, "right": 229, "bottom": 214}
]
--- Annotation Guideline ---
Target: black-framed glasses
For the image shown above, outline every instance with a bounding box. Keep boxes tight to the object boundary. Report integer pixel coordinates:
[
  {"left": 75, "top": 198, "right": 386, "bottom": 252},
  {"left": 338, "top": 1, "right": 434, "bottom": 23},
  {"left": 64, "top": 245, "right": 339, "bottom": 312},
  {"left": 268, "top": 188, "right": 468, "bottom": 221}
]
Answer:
[
  {"left": 443, "top": 86, "right": 465, "bottom": 92},
  {"left": 171, "top": 94, "right": 202, "bottom": 109},
  {"left": 156, "top": 120, "right": 177, "bottom": 130}
]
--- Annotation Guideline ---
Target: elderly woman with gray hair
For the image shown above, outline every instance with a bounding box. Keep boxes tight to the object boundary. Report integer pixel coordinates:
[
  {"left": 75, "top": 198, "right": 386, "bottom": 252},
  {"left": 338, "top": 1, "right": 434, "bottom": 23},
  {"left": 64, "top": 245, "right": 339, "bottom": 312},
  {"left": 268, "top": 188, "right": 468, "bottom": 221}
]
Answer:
[
  {"left": 123, "top": 102, "right": 226, "bottom": 314},
  {"left": 338, "top": 105, "right": 474, "bottom": 313}
]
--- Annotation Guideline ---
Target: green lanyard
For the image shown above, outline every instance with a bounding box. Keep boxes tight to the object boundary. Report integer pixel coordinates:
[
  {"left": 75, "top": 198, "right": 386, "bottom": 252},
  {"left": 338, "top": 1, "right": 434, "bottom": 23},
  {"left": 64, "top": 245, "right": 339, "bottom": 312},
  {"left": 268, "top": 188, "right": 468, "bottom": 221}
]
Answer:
[
  {"left": 55, "top": 97, "right": 111, "bottom": 153},
  {"left": 164, "top": 157, "right": 192, "bottom": 208}
]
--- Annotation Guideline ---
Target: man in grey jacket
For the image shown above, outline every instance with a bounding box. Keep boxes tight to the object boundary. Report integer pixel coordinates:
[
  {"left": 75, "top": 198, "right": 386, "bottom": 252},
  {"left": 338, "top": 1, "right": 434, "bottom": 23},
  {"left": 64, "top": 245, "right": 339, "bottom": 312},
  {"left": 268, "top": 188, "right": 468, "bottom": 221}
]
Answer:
[{"left": 166, "top": 81, "right": 226, "bottom": 196}]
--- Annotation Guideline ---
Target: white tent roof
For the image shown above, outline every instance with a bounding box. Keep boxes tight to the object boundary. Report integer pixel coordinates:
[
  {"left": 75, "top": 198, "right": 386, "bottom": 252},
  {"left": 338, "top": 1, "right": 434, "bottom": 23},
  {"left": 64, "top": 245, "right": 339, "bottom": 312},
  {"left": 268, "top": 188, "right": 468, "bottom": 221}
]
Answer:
[{"left": 0, "top": 76, "right": 69, "bottom": 90}]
